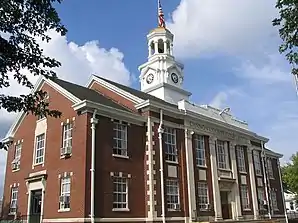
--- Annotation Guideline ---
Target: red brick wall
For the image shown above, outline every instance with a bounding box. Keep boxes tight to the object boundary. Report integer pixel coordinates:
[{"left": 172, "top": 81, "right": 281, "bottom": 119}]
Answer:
[
  {"left": 93, "top": 116, "right": 146, "bottom": 218},
  {"left": 1, "top": 83, "right": 89, "bottom": 219}
]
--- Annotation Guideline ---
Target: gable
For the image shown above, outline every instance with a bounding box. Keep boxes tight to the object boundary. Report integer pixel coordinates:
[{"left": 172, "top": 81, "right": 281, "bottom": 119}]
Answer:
[{"left": 2, "top": 77, "right": 81, "bottom": 143}]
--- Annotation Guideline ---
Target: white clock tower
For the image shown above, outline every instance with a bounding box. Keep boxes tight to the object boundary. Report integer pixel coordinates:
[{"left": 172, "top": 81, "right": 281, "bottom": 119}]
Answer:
[{"left": 138, "top": 0, "right": 191, "bottom": 105}]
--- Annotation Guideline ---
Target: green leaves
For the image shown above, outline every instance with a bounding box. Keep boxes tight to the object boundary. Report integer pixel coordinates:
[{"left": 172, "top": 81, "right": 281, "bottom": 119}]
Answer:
[
  {"left": 272, "top": 0, "right": 298, "bottom": 77},
  {"left": 282, "top": 152, "right": 298, "bottom": 195},
  {"left": 0, "top": 0, "right": 66, "bottom": 117}
]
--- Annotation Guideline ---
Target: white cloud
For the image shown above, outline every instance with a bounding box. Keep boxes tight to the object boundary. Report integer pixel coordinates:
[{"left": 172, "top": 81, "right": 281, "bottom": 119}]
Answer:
[
  {"left": 0, "top": 30, "right": 132, "bottom": 196},
  {"left": 167, "top": 0, "right": 279, "bottom": 58}
]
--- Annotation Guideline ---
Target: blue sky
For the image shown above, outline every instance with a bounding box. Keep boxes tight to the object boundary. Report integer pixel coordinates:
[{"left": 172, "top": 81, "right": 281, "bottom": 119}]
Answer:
[{"left": 0, "top": 0, "right": 297, "bottom": 193}]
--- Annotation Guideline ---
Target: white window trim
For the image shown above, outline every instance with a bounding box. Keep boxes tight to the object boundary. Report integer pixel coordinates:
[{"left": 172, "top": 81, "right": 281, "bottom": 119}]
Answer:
[
  {"left": 253, "top": 150, "right": 262, "bottom": 176},
  {"left": 197, "top": 181, "right": 209, "bottom": 210},
  {"left": 33, "top": 133, "right": 46, "bottom": 166},
  {"left": 62, "top": 122, "right": 73, "bottom": 149},
  {"left": 240, "top": 185, "right": 251, "bottom": 211},
  {"left": 59, "top": 176, "right": 71, "bottom": 212},
  {"left": 112, "top": 176, "right": 129, "bottom": 211},
  {"left": 166, "top": 179, "right": 180, "bottom": 211},
  {"left": 236, "top": 146, "right": 246, "bottom": 173},
  {"left": 164, "top": 127, "right": 178, "bottom": 164},
  {"left": 267, "top": 159, "right": 274, "bottom": 179},
  {"left": 216, "top": 140, "right": 230, "bottom": 170},
  {"left": 12, "top": 143, "right": 22, "bottom": 171},
  {"left": 113, "top": 122, "right": 128, "bottom": 158},
  {"left": 271, "top": 191, "right": 279, "bottom": 211},
  {"left": 9, "top": 187, "right": 18, "bottom": 215},
  {"left": 194, "top": 135, "right": 206, "bottom": 167}
]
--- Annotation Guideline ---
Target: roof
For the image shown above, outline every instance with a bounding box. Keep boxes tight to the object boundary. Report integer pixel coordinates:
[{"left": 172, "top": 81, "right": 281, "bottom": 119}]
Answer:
[
  {"left": 93, "top": 75, "right": 177, "bottom": 108},
  {"left": 50, "top": 78, "right": 132, "bottom": 112}
]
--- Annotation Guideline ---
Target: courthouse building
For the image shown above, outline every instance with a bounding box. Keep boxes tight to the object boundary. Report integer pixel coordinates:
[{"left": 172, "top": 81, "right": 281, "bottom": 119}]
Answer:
[{"left": 1, "top": 2, "right": 286, "bottom": 223}]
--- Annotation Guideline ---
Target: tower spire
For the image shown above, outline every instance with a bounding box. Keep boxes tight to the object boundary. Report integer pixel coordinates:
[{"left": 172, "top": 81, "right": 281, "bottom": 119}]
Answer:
[{"left": 158, "top": 0, "right": 166, "bottom": 28}]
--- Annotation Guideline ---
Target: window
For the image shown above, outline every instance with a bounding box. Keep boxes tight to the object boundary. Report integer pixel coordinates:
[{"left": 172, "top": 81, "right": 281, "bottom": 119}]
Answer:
[
  {"left": 9, "top": 187, "right": 18, "bottom": 214},
  {"left": 267, "top": 159, "right": 274, "bottom": 179},
  {"left": 164, "top": 127, "right": 178, "bottom": 163},
  {"left": 257, "top": 178, "right": 263, "bottom": 187},
  {"left": 257, "top": 188, "right": 265, "bottom": 209},
  {"left": 236, "top": 146, "right": 246, "bottom": 172},
  {"left": 198, "top": 182, "right": 209, "bottom": 210},
  {"left": 59, "top": 176, "right": 71, "bottom": 210},
  {"left": 113, "top": 123, "right": 128, "bottom": 156},
  {"left": 113, "top": 177, "right": 128, "bottom": 209},
  {"left": 194, "top": 135, "right": 205, "bottom": 166},
  {"left": 62, "top": 123, "right": 73, "bottom": 149},
  {"left": 34, "top": 134, "right": 45, "bottom": 164},
  {"left": 216, "top": 140, "right": 229, "bottom": 169},
  {"left": 271, "top": 191, "right": 278, "bottom": 210},
  {"left": 166, "top": 179, "right": 180, "bottom": 210},
  {"left": 253, "top": 150, "right": 262, "bottom": 175},
  {"left": 12, "top": 143, "right": 22, "bottom": 169},
  {"left": 240, "top": 185, "right": 250, "bottom": 210}
]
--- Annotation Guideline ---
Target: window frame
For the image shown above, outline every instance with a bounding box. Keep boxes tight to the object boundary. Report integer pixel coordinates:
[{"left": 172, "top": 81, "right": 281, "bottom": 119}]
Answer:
[
  {"left": 257, "top": 187, "right": 266, "bottom": 210},
  {"left": 240, "top": 185, "right": 251, "bottom": 210},
  {"left": 271, "top": 191, "right": 278, "bottom": 210},
  {"left": 236, "top": 146, "right": 246, "bottom": 172},
  {"left": 197, "top": 181, "right": 209, "bottom": 210},
  {"left": 267, "top": 158, "right": 274, "bottom": 179},
  {"left": 216, "top": 140, "right": 229, "bottom": 170},
  {"left": 62, "top": 122, "right": 73, "bottom": 149},
  {"left": 194, "top": 135, "right": 206, "bottom": 167},
  {"left": 253, "top": 150, "right": 262, "bottom": 176},
  {"left": 59, "top": 176, "right": 71, "bottom": 211},
  {"left": 9, "top": 187, "right": 18, "bottom": 214},
  {"left": 112, "top": 176, "right": 129, "bottom": 211},
  {"left": 166, "top": 179, "right": 180, "bottom": 211},
  {"left": 34, "top": 133, "right": 46, "bottom": 165},
  {"left": 164, "top": 127, "right": 178, "bottom": 163},
  {"left": 113, "top": 122, "right": 128, "bottom": 157}
]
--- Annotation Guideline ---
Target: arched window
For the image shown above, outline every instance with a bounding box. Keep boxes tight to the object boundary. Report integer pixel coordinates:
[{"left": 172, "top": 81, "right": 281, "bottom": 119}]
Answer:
[
  {"left": 150, "top": 41, "right": 155, "bottom": 55},
  {"left": 157, "top": 39, "right": 164, "bottom": 53}
]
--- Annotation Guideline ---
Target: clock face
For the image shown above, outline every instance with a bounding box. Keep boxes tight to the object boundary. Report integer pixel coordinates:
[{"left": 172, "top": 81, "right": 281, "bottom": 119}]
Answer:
[
  {"left": 146, "top": 73, "right": 154, "bottom": 84},
  {"left": 171, "top": 73, "right": 179, "bottom": 84}
]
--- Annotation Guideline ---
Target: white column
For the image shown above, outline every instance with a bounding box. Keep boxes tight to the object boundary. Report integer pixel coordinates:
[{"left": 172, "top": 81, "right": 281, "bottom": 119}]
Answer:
[
  {"left": 230, "top": 142, "right": 242, "bottom": 220},
  {"left": 148, "top": 45, "right": 152, "bottom": 57},
  {"left": 163, "top": 40, "right": 167, "bottom": 54},
  {"left": 209, "top": 136, "right": 222, "bottom": 221},
  {"left": 247, "top": 147, "right": 259, "bottom": 219},
  {"left": 154, "top": 41, "right": 158, "bottom": 54},
  {"left": 185, "top": 129, "right": 196, "bottom": 221}
]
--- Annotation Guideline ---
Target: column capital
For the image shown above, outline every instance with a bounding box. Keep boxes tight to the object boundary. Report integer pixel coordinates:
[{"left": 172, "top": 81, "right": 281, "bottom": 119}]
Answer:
[
  {"left": 247, "top": 147, "right": 254, "bottom": 154},
  {"left": 230, "top": 141, "right": 237, "bottom": 148},
  {"left": 209, "top": 136, "right": 217, "bottom": 144},
  {"left": 185, "top": 129, "right": 194, "bottom": 139}
]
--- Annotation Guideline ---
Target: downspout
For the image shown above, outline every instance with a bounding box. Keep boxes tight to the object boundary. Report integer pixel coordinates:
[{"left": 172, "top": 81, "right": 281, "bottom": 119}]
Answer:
[
  {"left": 277, "top": 159, "right": 289, "bottom": 223},
  {"left": 261, "top": 141, "right": 271, "bottom": 219},
  {"left": 90, "top": 109, "right": 98, "bottom": 223},
  {"left": 158, "top": 109, "right": 166, "bottom": 223}
]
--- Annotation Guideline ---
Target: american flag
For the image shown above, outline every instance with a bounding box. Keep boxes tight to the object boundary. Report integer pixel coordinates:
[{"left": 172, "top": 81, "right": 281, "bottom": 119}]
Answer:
[{"left": 158, "top": 0, "right": 166, "bottom": 28}]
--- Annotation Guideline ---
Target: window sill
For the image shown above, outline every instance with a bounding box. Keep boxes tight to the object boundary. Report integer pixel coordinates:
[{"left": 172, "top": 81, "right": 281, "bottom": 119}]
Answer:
[
  {"left": 112, "top": 208, "right": 130, "bottom": 212},
  {"left": 8, "top": 212, "right": 16, "bottom": 216},
  {"left": 12, "top": 168, "right": 20, "bottom": 172},
  {"left": 112, "top": 154, "right": 129, "bottom": 159},
  {"left": 256, "top": 173, "right": 263, "bottom": 177},
  {"left": 197, "top": 165, "right": 207, "bottom": 169},
  {"left": 243, "top": 209, "right": 252, "bottom": 211},
  {"left": 168, "top": 209, "right": 181, "bottom": 212},
  {"left": 58, "top": 208, "right": 70, "bottom": 212},
  {"left": 269, "top": 177, "right": 275, "bottom": 180},
  {"left": 218, "top": 168, "right": 232, "bottom": 172},
  {"left": 60, "top": 154, "right": 72, "bottom": 159},
  {"left": 239, "top": 171, "right": 247, "bottom": 175},
  {"left": 165, "top": 160, "right": 179, "bottom": 165},
  {"left": 33, "top": 162, "right": 44, "bottom": 168}
]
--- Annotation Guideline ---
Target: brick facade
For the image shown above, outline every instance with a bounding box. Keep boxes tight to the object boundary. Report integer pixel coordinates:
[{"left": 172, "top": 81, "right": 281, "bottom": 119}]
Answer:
[{"left": 0, "top": 77, "right": 286, "bottom": 223}]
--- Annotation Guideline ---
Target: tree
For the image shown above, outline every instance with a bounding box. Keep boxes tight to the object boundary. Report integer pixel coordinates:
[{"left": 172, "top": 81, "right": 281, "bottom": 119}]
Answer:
[
  {"left": 0, "top": 0, "right": 67, "bottom": 120},
  {"left": 272, "top": 0, "right": 298, "bottom": 78},
  {"left": 281, "top": 152, "right": 298, "bottom": 196}
]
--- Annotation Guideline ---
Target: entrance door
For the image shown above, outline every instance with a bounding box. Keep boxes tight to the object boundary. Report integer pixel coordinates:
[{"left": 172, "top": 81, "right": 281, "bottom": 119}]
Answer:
[
  {"left": 220, "top": 191, "right": 232, "bottom": 219},
  {"left": 29, "top": 189, "right": 42, "bottom": 223}
]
